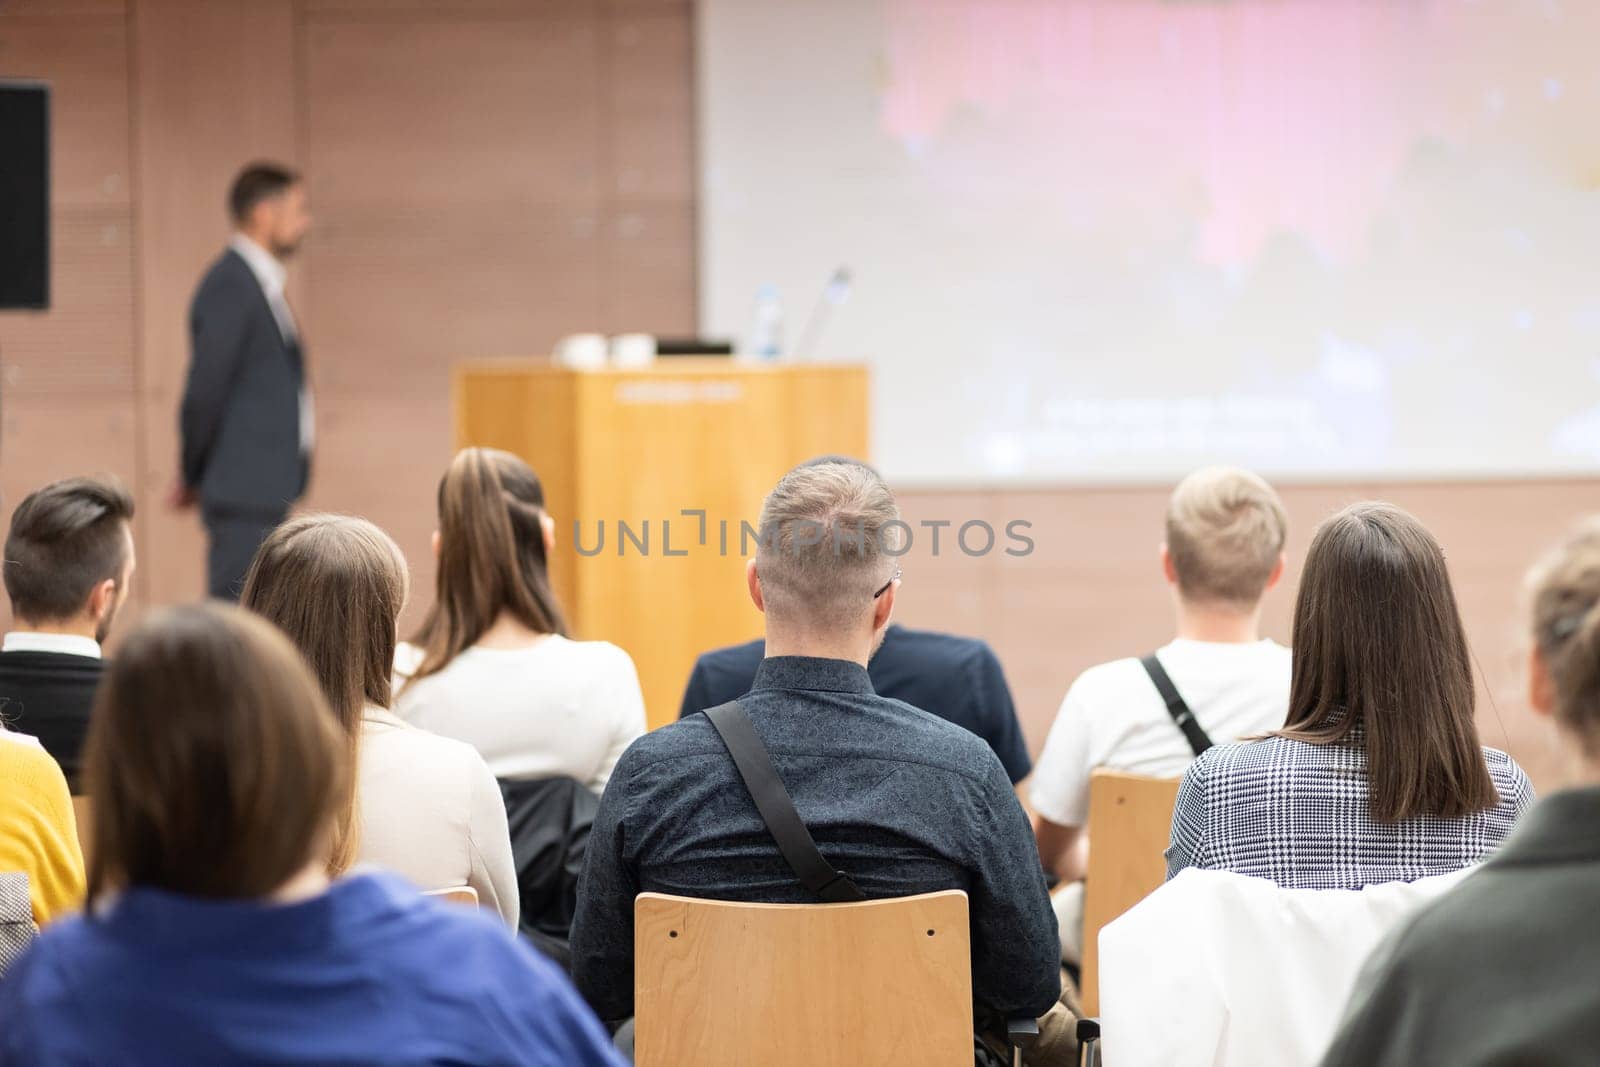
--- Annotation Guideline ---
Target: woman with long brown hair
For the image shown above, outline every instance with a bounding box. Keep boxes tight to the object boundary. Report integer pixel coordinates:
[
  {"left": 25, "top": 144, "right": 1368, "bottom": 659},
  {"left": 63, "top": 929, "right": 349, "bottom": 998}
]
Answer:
[
  {"left": 1166, "top": 502, "right": 1533, "bottom": 888},
  {"left": 0, "top": 603, "right": 623, "bottom": 1066},
  {"left": 395, "top": 448, "right": 645, "bottom": 793},
  {"left": 1322, "top": 517, "right": 1600, "bottom": 1064},
  {"left": 241, "top": 514, "right": 518, "bottom": 926}
]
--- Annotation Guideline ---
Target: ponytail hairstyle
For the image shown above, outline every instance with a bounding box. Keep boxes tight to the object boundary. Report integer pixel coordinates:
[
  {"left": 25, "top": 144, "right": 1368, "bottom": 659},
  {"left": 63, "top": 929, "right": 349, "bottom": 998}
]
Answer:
[
  {"left": 409, "top": 448, "right": 568, "bottom": 683},
  {"left": 1528, "top": 518, "right": 1600, "bottom": 759},
  {"left": 1278, "top": 502, "right": 1499, "bottom": 822}
]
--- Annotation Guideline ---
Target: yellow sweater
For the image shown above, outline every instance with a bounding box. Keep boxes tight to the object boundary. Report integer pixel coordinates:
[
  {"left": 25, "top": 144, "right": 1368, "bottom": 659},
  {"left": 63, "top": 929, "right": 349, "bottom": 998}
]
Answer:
[{"left": 0, "top": 733, "right": 86, "bottom": 925}]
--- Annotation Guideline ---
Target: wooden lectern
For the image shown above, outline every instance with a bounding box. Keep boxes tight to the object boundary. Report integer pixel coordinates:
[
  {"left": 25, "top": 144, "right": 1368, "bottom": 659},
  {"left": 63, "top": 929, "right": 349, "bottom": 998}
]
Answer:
[{"left": 454, "top": 359, "right": 870, "bottom": 729}]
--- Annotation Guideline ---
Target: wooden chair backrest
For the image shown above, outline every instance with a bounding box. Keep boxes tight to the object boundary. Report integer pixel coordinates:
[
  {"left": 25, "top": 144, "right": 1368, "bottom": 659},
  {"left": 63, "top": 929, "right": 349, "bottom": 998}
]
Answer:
[
  {"left": 1080, "top": 770, "right": 1181, "bottom": 1015},
  {"left": 424, "top": 885, "right": 480, "bottom": 908},
  {"left": 634, "top": 890, "right": 973, "bottom": 1067}
]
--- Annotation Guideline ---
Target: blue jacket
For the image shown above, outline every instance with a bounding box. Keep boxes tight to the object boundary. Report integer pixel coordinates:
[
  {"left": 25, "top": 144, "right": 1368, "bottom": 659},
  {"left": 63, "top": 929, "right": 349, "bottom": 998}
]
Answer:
[{"left": 0, "top": 872, "right": 624, "bottom": 1066}]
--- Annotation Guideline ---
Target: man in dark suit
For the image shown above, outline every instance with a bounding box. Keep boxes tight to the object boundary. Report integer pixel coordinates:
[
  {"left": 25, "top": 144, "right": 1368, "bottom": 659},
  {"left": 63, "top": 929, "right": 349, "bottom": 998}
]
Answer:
[
  {"left": 0, "top": 477, "right": 136, "bottom": 793},
  {"left": 680, "top": 625, "right": 1034, "bottom": 784},
  {"left": 173, "top": 162, "right": 313, "bottom": 600}
]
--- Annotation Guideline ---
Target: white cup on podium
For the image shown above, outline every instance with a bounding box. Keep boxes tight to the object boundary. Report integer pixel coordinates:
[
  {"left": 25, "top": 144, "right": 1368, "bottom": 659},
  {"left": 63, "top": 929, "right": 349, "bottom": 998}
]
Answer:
[
  {"left": 610, "top": 333, "right": 658, "bottom": 368},
  {"left": 555, "top": 333, "right": 608, "bottom": 370}
]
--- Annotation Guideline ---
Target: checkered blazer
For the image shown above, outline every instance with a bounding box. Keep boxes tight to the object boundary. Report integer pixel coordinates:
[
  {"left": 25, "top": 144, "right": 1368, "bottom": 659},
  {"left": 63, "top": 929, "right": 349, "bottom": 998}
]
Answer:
[{"left": 1166, "top": 728, "right": 1535, "bottom": 889}]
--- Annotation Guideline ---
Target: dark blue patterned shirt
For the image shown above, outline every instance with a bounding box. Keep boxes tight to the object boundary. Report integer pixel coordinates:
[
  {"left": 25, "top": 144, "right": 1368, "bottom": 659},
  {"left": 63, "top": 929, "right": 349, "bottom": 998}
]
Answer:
[
  {"left": 678, "top": 625, "right": 1034, "bottom": 783},
  {"left": 1166, "top": 727, "right": 1535, "bottom": 889},
  {"left": 572, "top": 655, "right": 1061, "bottom": 1022}
]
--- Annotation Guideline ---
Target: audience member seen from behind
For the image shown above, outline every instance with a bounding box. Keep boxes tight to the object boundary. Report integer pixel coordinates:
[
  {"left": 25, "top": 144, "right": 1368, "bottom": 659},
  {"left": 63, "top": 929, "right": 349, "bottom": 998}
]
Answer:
[
  {"left": 1167, "top": 502, "right": 1534, "bottom": 888},
  {"left": 678, "top": 456, "right": 1032, "bottom": 785},
  {"left": 0, "top": 604, "right": 624, "bottom": 1067},
  {"left": 570, "top": 461, "right": 1069, "bottom": 1058},
  {"left": 0, "top": 477, "right": 136, "bottom": 793},
  {"left": 241, "top": 514, "right": 518, "bottom": 927},
  {"left": 0, "top": 726, "right": 84, "bottom": 928},
  {"left": 1321, "top": 518, "right": 1600, "bottom": 1065},
  {"left": 1031, "top": 467, "right": 1291, "bottom": 898},
  {"left": 395, "top": 447, "right": 645, "bottom": 794}
]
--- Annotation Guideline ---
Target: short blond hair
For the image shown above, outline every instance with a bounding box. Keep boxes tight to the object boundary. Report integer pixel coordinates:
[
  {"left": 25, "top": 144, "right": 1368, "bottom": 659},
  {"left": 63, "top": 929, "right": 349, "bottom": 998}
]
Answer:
[
  {"left": 1527, "top": 518, "right": 1600, "bottom": 758},
  {"left": 1165, "top": 467, "right": 1287, "bottom": 608},
  {"left": 755, "top": 461, "right": 901, "bottom": 633}
]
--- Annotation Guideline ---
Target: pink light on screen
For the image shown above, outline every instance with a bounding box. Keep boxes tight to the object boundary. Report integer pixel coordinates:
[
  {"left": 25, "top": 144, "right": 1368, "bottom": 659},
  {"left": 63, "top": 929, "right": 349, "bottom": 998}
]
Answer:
[{"left": 880, "top": 0, "right": 1450, "bottom": 268}]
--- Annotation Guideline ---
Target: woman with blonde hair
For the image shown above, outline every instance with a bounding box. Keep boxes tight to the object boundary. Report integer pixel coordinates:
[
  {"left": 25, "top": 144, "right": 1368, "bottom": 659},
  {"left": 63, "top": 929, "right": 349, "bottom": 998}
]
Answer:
[
  {"left": 242, "top": 514, "right": 518, "bottom": 926},
  {"left": 396, "top": 448, "right": 645, "bottom": 793},
  {"left": 0, "top": 603, "right": 623, "bottom": 1065}
]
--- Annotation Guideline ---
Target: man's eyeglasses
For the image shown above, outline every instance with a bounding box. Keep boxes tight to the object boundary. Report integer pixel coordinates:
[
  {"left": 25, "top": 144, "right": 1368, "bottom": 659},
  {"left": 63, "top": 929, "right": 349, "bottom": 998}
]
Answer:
[{"left": 873, "top": 567, "right": 902, "bottom": 599}]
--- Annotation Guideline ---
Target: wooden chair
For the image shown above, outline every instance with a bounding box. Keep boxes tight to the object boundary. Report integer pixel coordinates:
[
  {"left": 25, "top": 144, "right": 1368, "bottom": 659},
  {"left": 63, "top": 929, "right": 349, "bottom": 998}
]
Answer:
[
  {"left": 424, "top": 885, "right": 480, "bottom": 908},
  {"left": 634, "top": 890, "right": 976, "bottom": 1067},
  {"left": 71, "top": 796, "right": 93, "bottom": 871},
  {"left": 1079, "top": 770, "right": 1181, "bottom": 1016}
]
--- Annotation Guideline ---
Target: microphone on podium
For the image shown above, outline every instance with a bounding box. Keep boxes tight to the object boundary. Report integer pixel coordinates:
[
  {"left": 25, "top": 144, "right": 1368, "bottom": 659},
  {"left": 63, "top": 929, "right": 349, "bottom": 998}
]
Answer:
[{"left": 793, "top": 266, "right": 853, "bottom": 360}]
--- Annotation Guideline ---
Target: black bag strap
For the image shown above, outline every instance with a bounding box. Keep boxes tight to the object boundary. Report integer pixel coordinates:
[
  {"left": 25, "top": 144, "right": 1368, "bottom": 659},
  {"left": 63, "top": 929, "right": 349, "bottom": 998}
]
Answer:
[
  {"left": 1139, "top": 653, "right": 1214, "bottom": 758},
  {"left": 704, "top": 700, "right": 865, "bottom": 903}
]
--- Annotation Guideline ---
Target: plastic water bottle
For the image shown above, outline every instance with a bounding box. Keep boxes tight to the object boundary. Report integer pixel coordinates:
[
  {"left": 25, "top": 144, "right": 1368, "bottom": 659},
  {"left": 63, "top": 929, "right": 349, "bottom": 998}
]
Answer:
[{"left": 748, "top": 284, "right": 784, "bottom": 361}]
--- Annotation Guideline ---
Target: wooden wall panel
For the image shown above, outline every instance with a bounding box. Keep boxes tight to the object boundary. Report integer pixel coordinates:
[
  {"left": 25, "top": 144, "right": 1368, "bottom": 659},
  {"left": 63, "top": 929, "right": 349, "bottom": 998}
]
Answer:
[
  {"left": 0, "top": 9, "right": 134, "bottom": 632},
  {"left": 305, "top": 0, "right": 592, "bottom": 12},
  {"left": 305, "top": 15, "right": 602, "bottom": 213},
  {"left": 891, "top": 491, "right": 1001, "bottom": 636},
  {"left": 303, "top": 208, "right": 602, "bottom": 384},
  {"left": 0, "top": 14, "right": 134, "bottom": 397},
  {"left": 0, "top": 395, "right": 142, "bottom": 629},
  {"left": 602, "top": 205, "right": 696, "bottom": 334},
  {"left": 303, "top": 9, "right": 606, "bottom": 371},
  {"left": 601, "top": 4, "right": 695, "bottom": 333},
  {"left": 131, "top": 0, "right": 299, "bottom": 396},
  {"left": 606, "top": 8, "right": 693, "bottom": 201},
  {"left": 301, "top": 389, "right": 453, "bottom": 633},
  {"left": 0, "top": 13, "right": 130, "bottom": 208},
  {"left": 130, "top": 0, "right": 299, "bottom": 609},
  {"left": 0, "top": 1, "right": 125, "bottom": 14},
  {"left": 299, "top": 1, "right": 698, "bottom": 633},
  {"left": 0, "top": 211, "right": 134, "bottom": 396},
  {"left": 0, "top": 396, "right": 139, "bottom": 512},
  {"left": 302, "top": 6, "right": 606, "bottom": 630}
]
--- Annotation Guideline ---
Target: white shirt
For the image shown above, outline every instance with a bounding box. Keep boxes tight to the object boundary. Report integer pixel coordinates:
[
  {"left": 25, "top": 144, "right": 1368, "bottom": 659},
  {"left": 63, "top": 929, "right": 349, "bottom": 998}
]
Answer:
[
  {"left": 229, "top": 233, "right": 314, "bottom": 455},
  {"left": 1, "top": 632, "right": 101, "bottom": 659},
  {"left": 1029, "top": 637, "right": 1291, "bottom": 827},
  {"left": 1098, "top": 867, "right": 1469, "bottom": 1067},
  {"left": 355, "top": 706, "right": 519, "bottom": 928},
  {"left": 0, "top": 727, "right": 46, "bottom": 752},
  {"left": 393, "top": 636, "right": 647, "bottom": 794}
]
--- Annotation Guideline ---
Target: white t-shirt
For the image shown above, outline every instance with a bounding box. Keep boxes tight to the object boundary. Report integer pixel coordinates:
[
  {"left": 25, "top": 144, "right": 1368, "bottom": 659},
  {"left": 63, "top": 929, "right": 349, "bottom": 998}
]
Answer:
[
  {"left": 393, "top": 636, "right": 647, "bottom": 794},
  {"left": 1030, "top": 638, "right": 1291, "bottom": 828}
]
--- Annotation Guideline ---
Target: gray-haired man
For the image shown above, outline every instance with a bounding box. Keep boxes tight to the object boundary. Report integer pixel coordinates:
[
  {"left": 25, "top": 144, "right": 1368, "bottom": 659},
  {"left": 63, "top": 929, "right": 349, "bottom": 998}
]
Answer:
[{"left": 571, "top": 461, "right": 1069, "bottom": 1056}]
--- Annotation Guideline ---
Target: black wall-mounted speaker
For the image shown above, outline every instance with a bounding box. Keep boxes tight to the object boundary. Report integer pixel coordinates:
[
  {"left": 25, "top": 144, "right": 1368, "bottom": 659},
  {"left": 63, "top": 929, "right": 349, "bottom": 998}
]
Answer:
[{"left": 0, "top": 82, "right": 50, "bottom": 310}]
